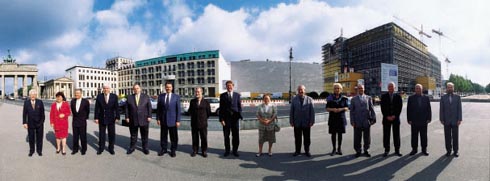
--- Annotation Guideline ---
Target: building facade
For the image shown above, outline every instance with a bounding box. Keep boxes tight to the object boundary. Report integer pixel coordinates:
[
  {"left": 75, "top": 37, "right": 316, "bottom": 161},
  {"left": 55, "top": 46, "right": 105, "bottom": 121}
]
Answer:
[
  {"left": 322, "top": 22, "right": 441, "bottom": 96},
  {"left": 42, "top": 77, "right": 74, "bottom": 99},
  {"left": 134, "top": 50, "right": 231, "bottom": 97},
  {"left": 65, "top": 66, "right": 118, "bottom": 98},
  {"left": 0, "top": 51, "right": 38, "bottom": 99},
  {"left": 106, "top": 56, "right": 133, "bottom": 71},
  {"left": 322, "top": 37, "right": 346, "bottom": 93}
]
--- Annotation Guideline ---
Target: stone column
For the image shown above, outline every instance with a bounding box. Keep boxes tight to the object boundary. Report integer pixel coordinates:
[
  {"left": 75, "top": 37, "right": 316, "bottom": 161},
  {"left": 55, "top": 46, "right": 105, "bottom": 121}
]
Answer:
[
  {"left": 13, "top": 75, "right": 18, "bottom": 98},
  {"left": 23, "top": 75, "right": 28, "bottom": 97},
  {"left": 32, "top": 75, "right": 38, "bottom": 95}
]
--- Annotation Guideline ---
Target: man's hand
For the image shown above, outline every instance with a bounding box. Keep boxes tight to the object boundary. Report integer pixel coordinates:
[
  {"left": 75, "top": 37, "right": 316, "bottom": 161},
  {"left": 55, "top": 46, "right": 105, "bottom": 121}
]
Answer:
[
  {"left": 457, "top": 120, "right": 462, "bottom": 126},
  {"left": 157, "top": 120, "right": 161, "bottom": 126},
  {"left": 176, "top": 122, "right": 181, "bottom": 128},
  {"left": 23, "top": 124, "right": 28, "bottom": 129},
  {"left": 220, "top": 121, "right": 226, "bottom": 127},
  {"left": 115, "top": 119, "right": 119, "bottom": 123},
  {"left": 147, "top": 118, "right": 152, "bottom": 122},
  {"left": 94, "top": 119, "right": 99, "bottom": 124},
  {"left": 125, "top": 118, "right": 130, "bottom": 123},
  {"left": 351, "top": 123, "right": 355, "bottom": 127},
  {"left": 408, "top": 121, "right": 412, "bottom": 125}
]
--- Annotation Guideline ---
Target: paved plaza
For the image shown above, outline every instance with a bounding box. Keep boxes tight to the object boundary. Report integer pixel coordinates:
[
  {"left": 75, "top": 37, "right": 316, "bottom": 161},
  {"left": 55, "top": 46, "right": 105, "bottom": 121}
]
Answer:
[{"left": 0, "top": 101, "right": 488, "bottom": 180}]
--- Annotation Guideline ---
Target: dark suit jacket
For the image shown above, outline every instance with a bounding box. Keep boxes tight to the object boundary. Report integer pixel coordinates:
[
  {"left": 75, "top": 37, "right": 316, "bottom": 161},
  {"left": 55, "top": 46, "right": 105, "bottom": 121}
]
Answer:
[
  {"left": 188, "top": 98, "right": 211, "bottom": 129},
  {"left": 157, "top": 93, "right": 181, "bottom": 127},
  {"left": 380, "top": 92, "right": 403, "bottom": 124},
  {"left": 440, "top": 93, "right": 462, "bottom": 126},
  {"left": 290, "top": 95, "right": 315, "bottom": 128},
  {"left": 219, "top": 92, "right": 242, "bottom": 123},
  {"left": 407, "top": 94, "right": 432, "bottom": 126},
  {"left": 125, "top": 93, "right": 152, "bottom": 127},
  {"left": 23, "top": 99, "right": 45, "bottom": 128},
  {"left": 70, "top": 98, "right": 90, "bottom": 127},
  {"left": 94, "top": 93, "right": 120, "bottom": 125}
]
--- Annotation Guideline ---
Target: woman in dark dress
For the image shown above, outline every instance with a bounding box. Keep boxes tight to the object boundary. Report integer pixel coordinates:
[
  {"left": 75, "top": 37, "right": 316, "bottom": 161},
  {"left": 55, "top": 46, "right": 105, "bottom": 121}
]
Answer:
[
  {"left": 188, "top": 87, "right": 211, "bottom": 157},
  {"left": 326, "top": 83, "right": 349, "bottom": 156}
]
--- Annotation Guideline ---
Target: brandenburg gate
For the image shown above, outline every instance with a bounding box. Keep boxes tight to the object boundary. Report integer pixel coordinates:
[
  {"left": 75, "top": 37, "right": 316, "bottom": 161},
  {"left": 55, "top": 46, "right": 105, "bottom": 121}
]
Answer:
[{"left": 0, "top": 50, "right": 38, "bottom": 99}]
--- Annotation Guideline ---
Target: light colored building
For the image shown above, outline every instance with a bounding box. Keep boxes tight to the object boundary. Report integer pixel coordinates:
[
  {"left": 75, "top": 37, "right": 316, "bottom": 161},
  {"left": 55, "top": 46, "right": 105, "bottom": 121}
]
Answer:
[
  {"left": 106, "top": 56, "right": 133, "bottom": 71},
  {"left": 0, "top": 50, "right": 38, "bottom": 99},
  {"left": 42, "top": 77, "right": 74, "bottom": 99},
  {"left": 134, "top": 50, "right": 230, "bottom": 97},
  {"left": 65, "top": 66, "right": 118, "bottom": 98},
  {"left": 116, "top": 63, "right": 135, "bottom": 96}
]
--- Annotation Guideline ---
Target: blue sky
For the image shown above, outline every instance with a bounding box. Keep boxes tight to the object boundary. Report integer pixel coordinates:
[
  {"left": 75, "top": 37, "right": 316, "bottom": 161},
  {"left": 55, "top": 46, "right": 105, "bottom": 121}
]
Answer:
[{"left": 0, "top": 0, "right": 489, "bottom": 93}]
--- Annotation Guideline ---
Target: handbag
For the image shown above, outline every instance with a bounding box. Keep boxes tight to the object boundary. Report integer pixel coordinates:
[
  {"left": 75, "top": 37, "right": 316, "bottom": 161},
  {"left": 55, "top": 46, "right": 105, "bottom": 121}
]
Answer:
[{"left": 273, "top": 118, "right": 280, "bottom": 132}]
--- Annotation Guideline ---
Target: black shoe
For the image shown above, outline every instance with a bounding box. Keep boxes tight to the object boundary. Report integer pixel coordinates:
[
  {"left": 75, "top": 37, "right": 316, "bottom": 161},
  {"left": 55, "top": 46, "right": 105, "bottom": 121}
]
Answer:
[
  {"left": 127, "top": 148, "right": 135, "bottom": 155},
  {"left": 363, "top": 152, "right": 371, "bottom": 157},
  {"left": 97, "top": 150, "right": 103, "bottom": 155},
  {"left": 170, "top": 152, "right": 176, "bottom": 157},
  {"left": 202, "top": 152, "right": 208, "bottom": 158},
  {"left": 330, "top": 149, "right": 336, "bottom": 156},
  {"left": 109, "top": 150, "right": 115, "bottom": 155},
  {"left": 158, "top": 150, "right": 167, "bottom": 156},
  {"left": 224, "top": 152, "right": 230, "bottom": 157},
  {"left": 143, "top": 149, "right": 150, "bottom": 155},
  {"left": 38, "top": 152, "right": 43, "bottom": 156},
  {"left": 62, "top": 152, "right": 66, "bottom": 156},
  {"left": 71, "top": 151, "right": 78, "bottom": 155},
  {"left": 453, "top": 152, "right": 459, "bottom": 157},
  {"left": 233, "top": 152, "right": 239, "bottom": 157},
  {"left": 383, "top": 152, "right": 389, "bottom": 157},
  {"left": 305, "top": 152, "right": 311, "bottom": 157},
  {"left": 293, "top": 152, "right": 300, "bottom": 157},
  {"left": 355, "top": 152, "right": 361, "bottom": 158},
  {"left": 409, "top": 150, "right": 417, "bottom": 156},
  {"left": 395, "top": 152, "right": 403, "bottom": 157},
  {"left": 28, "top": 152, "right": 34, "bottom": 157},
  {"left": 337, "top": 149, "right": 343, "bottom": 155},
  {"left": 81, "top": 152, "right": 86, "bottom": 155},
  {"left": 446, "top": 151, "right": 451, "bottom": 157},
  {"left": 191, "top": 152, "right": 197, "bottom": 157},
  {"left": 422, "top": 151, "right": 429, "bottom": 156},
  {"left": 56, "top": 150, "right": 60, "bottom": 154}
]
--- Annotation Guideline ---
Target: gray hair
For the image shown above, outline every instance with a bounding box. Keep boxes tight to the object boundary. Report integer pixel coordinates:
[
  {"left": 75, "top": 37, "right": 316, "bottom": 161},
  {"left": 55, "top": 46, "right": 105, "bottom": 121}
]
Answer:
[
  {"left": 446, "top": 82, "right": 454, "bottom": 87},
  {"left": 29, "top": 89, "right": 37, "bottom": 95}
]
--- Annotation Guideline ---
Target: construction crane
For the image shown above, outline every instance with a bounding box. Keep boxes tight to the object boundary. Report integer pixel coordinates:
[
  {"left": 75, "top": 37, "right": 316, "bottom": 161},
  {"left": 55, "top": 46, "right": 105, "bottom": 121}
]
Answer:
[
  {"left": 432, "top": 28, "right": 455, "bottom": 80},
  {"left": 393, "top": 15, "right": 432, "bottom": 43}
]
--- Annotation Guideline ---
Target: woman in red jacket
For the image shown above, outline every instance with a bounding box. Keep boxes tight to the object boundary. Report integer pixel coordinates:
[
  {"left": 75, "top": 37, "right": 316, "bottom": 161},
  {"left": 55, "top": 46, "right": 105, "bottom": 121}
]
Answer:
[{"left": 50, "top": 92, "right": 71, "bottom": 155}]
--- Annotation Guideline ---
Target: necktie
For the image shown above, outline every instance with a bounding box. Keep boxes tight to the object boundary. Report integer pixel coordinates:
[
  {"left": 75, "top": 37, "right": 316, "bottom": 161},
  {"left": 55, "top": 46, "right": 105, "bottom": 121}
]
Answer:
[
  {"left": 32, "top": 101, "right": 35, "bottom": 109},
  {"left": 417, "top": 96, "right": 422, "bottom": 107},
  {"left": 449, "top": 94, "right": 452, "bottom": 104},
  {"left": 136, "top": 94, "right": 140, "bottom": 106},
  {"left": 389, "top": 93, "right": 393, "bottom": 103},
  {"left": 105, "top": 94, "right": 109, "bottom": 104},
  {"left": 228, "top": 92, "right": 232, "bottom": 101},
  {"left": 165, "top": 94, "right": 170, "bottom": 107}
]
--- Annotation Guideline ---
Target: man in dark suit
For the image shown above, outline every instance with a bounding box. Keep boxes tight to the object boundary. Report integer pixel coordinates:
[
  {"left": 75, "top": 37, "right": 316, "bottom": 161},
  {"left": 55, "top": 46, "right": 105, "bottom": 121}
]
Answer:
[
  {"left": 70, "top": 88, "right": 90, "bottom": 155},
  {"left": 407, "top": 84, "right": 431, "bottom": 156},
  {"left": 380, "top": 82, "right": 403, "bottom": 157},
  {"left": 440, "top": 82, "right": 462, "bottom": 157},
  {"left": 125, "top": 84, "right": 152, "bottom": 155},
  {"left": 188, "top": 87, "right": 211, "bottom": 157},
  {"left": 219, "top": 80, "right": 242, "bottom": 157},
  {"left": 157, "top": 82, "right": 181, "bottom": 157},
  {"left": 94, "top": 84, "right": 120, "bottom": 155},
  {"left": 290, "top": 85, "right": 315, "bottom": 157},
  {"left": 23, "top": 89, "right": 45, "bottom": 157},
  {"left": 350, "top": 84, "right": 376, "bottom": 158}
]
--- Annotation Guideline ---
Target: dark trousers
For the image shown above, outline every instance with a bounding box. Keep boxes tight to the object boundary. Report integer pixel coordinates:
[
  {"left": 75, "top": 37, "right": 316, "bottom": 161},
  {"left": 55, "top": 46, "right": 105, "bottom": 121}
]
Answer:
[
  {"left": 98, "top": 124, "right": 116, "bottom": 151},
  {"left": 72, "top": 125, "right": 87, "bottom": 153},
  {"left": 444, "top": 125, "right": 459, "bottom": 153},
  {"left": 294, "top": 127, "right": 311, "bottom": 153},
  {"left": 411, "top": 125, "right": 428, "bottom": 151},
  {"left": 129, "top": 125, "right": 149, "bottom": 150},
  {"left": 223, "top": 122, "right": 240, "bottom": 153},
  {"left": 331, "top": 132, "right": 343, "bottom": 149},
  {"left": 383, "top": 122, "right": 401, "bottom": 152},
  {"left": 191, "top": 127, "right": 208, "bottom": 152},
  {"left": 27, "top": 125, "right": 43, "bottom": 154},
  {"left": 354, "top": 127, "right": 371, "bottom": 153},
  {"left": 161, "top": 126, "right": 178, "bottom": 152}
]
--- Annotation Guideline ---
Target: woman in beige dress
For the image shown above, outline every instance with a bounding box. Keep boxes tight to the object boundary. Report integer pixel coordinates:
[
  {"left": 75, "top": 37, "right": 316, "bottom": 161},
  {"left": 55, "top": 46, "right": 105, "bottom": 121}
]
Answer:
[{"left": 256, "top": 94, "right": 277, "bottom": 157}]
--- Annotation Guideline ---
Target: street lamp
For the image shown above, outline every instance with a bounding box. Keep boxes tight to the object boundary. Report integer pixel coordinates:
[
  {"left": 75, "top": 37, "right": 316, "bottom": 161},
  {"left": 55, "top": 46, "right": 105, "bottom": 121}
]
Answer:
[{"left": 289, "top": 47, "right": 293, "bottom": 103}]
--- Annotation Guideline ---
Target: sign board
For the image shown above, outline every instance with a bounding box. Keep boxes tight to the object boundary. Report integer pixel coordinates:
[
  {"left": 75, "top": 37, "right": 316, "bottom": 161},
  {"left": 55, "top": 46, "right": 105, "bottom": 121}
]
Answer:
[
  {"left": 334, "top": 72, "right": 339, "bottom": 82},
  {"left": 357, "top": 79, "right": 364, "bottom": 86},
  {"left": 381, "top": 63, "right": 398, "bottom": 92}
]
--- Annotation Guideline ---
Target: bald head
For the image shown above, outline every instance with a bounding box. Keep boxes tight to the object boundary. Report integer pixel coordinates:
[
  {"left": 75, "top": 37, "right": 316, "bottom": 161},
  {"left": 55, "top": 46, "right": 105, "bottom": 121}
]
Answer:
[{"left": 415, "top": 84, "right": 423, "bottom": 95}]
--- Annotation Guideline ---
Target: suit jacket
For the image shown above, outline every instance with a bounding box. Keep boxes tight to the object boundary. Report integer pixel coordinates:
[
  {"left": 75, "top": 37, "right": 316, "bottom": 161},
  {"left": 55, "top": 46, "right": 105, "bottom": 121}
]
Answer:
[
  {"left": 70, "top": 98, "right": 90, "bottom": 127},
  {"left": 407, "top": 94, "right": 431, "bottom": 126},
  {"left": 94, "top": 93, "right": 120, "bottom": 125},
  {"left": 157, "top": 93, "right": 181, "bottom": 127},
  {"left": 289, "top": 95, "right": 315, "bottom": 128},
  {"left": 380, "top": 92, "right": 403, "bottom": 124},
  {"left": 440, "top": 93, "right": 462, "bottom": 126},
  {"left": 125, "top": 93, "right": 152, "bottom": 127},
  {"left": 22, "top": 99, "right": 45, "bottom": 128},
  {"left": 188, "top": 98, "right": 211, "bottom": 129},
  {"left": 219, "top": 92, "right": 242, "bottom": 123},
  {"left": 349, "top": 95, "right": 376, "bottom": 128}
]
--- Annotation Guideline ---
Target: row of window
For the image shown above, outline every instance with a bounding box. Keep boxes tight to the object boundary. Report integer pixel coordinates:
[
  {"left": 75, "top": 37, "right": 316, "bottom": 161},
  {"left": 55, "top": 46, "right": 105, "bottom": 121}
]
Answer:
[
  {"left": 77, "top": 82, "right": 117, "bottom": 89},
  {"left": 78, "top": 75, "right": 117, "bottom": 81},
  {"left": 177, "top": 77, "right": 215, "bottom": 85},
  {"left": 77, "top": 69, "right": 117, "bottom": 75}
]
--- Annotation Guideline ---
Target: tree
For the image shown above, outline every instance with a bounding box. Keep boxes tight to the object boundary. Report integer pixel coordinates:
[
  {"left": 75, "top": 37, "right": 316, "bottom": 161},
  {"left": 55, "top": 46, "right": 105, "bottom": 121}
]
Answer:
[
  {"left": 319, "top": 91, "right": 330, "bottom": 99},
  {"left": 486, "top": 83, "right": 490, "bottom": 93},
  {"left": 307, "top": 92, "right": 319, "bottom": 99}
]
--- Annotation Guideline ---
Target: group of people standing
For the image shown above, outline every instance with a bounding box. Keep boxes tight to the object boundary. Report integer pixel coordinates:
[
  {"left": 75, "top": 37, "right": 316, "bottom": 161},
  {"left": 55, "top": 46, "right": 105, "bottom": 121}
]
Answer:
[
  {"left": 21, "top": 80, "right": 462, "bottom": 159},
  {"left": 325, "top": 82, "right": 463, "bottom": 158}
]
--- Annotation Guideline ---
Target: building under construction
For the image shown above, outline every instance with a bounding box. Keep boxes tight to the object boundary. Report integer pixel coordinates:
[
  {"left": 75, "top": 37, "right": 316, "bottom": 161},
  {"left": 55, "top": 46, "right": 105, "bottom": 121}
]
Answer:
[{"left": 322, "top": 22, "right": 441, "bottom": 96}]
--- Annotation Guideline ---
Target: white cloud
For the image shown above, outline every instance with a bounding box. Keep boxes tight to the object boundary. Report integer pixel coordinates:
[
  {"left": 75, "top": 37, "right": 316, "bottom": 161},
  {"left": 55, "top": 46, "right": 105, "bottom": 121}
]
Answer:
[
  {"left": 46, "top": 30, "right": 86, "bottom": 50},
  {"left": 38, "top": 54, "right": 78, "bottom": 76},
  {"left": 13, "top": 50, "right": 33, "bottom": 64},
  {"left": 163, "top": 0, "right": 194, "bottom": 24}
]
